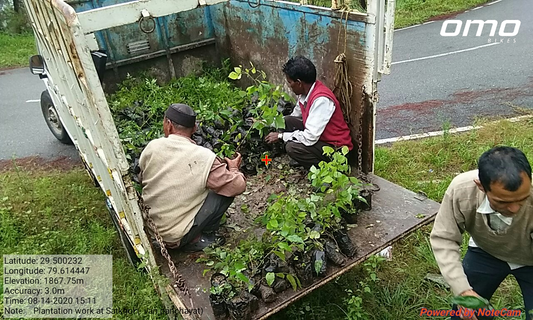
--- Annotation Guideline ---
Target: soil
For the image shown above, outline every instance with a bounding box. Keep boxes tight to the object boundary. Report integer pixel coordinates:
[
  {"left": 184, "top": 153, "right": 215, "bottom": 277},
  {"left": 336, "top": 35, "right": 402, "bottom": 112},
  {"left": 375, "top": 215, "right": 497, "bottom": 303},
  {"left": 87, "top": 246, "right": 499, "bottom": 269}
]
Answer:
[
  {"left": 0, "top": 156, "right": 81, "bottom": 173},
  {"left": 218, "top": 154, "right": 311, "bottom": 245}
]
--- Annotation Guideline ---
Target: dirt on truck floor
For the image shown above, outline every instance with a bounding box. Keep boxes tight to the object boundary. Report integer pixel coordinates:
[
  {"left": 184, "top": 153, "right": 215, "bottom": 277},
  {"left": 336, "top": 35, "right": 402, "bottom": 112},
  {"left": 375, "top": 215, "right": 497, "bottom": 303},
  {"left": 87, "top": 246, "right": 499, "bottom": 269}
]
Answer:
[{"left": 220, "top": 154, "right": 312, "bottom": 246}]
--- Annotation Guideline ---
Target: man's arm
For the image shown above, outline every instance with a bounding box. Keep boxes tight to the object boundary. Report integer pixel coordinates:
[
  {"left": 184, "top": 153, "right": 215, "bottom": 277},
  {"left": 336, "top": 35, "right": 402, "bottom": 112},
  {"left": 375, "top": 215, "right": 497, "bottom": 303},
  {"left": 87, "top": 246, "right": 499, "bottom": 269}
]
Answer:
[
  {"left": 430, "top": 187, "right": 472, "bottom": 295},
  {"left": 206, "top": 157, "right": 246, "bottom": 197},
  {"left": 282, "top": 97, "right": 335, "bottom": 146}
]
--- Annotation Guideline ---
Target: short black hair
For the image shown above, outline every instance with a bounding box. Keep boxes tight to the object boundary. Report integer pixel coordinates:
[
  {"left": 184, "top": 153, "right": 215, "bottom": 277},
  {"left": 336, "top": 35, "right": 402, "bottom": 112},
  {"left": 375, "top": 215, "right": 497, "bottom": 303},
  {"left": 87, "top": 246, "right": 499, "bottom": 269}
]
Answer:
[
  {"left": 282, "top": 56, "right": 317, "bottom": 84},
  {"left": 478, "top": 146, "right": 532, "bottom": 192}
]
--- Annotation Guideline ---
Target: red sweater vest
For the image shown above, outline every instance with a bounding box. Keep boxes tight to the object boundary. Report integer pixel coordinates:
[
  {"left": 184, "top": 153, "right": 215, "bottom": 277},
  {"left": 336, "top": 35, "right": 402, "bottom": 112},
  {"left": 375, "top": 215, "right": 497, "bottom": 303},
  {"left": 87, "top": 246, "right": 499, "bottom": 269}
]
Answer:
[{"left": 299, "top": 81, "right": 353, "bottom": 150}]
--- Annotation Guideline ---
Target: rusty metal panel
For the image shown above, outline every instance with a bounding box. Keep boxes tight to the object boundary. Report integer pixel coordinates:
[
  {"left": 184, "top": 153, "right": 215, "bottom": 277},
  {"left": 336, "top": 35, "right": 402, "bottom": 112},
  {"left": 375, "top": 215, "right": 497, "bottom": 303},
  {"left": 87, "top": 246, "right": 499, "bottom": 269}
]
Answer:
[
  {"left": 211, "top": 0, "right": 370, "bottom": 89},
  {"left": 210, "top": 0, "right": 382, "bottom": 173},
  {"left": 155, "top": 175, "right": 440, "bottom": 319}
]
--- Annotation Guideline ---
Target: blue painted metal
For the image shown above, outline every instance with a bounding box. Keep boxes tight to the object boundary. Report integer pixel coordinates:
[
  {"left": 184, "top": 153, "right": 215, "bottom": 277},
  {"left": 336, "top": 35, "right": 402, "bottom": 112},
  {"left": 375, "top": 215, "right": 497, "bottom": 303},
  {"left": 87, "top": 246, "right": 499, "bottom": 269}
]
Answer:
[
  {"left": 209, "top": 0, "right": 370, "bottom": 89},
  {"left": 67, "top": 0, "right": 215, "bottom": 62},
  {"left": 64, "top": 0, "right": 371, "bottom": 89}
]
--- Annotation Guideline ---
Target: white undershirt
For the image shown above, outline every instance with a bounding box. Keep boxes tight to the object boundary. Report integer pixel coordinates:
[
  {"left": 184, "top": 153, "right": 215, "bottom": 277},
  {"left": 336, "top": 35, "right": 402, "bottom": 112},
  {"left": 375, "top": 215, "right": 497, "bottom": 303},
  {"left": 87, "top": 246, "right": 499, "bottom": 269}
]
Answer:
[
  {"left": 282, "top": 82, "right": 335, "bottom": 146},
  {"left": 468, "top": 196, "right": 525, "bottom": 270}
]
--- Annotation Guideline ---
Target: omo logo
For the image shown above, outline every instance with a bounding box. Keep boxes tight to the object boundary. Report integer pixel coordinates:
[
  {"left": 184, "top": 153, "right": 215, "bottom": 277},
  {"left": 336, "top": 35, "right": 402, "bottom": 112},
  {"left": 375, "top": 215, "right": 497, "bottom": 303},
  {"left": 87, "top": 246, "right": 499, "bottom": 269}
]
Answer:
[{"left": 440, "top": 20, "right": 521, "bottom": 37}]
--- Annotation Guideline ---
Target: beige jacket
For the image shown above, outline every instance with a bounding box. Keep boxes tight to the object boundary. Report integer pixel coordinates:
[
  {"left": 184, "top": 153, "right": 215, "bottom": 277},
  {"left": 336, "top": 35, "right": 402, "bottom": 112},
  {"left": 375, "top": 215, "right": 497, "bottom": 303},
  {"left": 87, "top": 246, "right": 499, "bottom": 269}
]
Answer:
[
  {"left": 140, "top": 134, "right": 216, "bottom": 244},
  {"left": 430, "top": 170, "right": 533, "bottom": 295}
]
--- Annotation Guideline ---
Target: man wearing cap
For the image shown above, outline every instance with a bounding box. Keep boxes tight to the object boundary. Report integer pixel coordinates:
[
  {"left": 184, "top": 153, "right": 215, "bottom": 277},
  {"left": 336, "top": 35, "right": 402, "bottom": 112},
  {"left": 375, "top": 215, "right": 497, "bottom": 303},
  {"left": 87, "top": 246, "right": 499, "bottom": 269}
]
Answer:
[
  {"left": 139, "top": 103, "right": 246, "bottom": 252},
  {"left": 264, "top": 56, "right": 353, "bottom": 169}
]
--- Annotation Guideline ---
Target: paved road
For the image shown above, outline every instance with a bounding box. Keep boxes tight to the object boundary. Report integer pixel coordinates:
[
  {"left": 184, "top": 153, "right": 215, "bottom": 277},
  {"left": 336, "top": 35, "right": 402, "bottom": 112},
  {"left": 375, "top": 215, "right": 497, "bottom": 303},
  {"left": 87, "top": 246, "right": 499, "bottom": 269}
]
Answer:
[
  {"left": 377, "top": 0, "right": 533, "bottom": 140},
  {"left": 0, "top": 67, "right": 79, "bottom": 161}
]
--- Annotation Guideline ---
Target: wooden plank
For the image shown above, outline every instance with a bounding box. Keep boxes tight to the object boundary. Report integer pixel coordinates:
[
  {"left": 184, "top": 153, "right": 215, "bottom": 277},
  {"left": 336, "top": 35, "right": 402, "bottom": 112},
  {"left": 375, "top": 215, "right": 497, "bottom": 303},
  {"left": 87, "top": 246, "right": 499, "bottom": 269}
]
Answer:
[{"left": 153, "top": 174, "right": 440, "bottom": 319}]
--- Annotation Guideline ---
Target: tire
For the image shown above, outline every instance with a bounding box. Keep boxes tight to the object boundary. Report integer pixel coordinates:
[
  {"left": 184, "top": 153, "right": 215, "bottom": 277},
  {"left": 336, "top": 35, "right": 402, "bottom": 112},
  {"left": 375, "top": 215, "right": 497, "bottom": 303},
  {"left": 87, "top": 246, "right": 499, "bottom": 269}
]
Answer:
[{"left": 40, "top": 90, "right": 73, "bottom": 145}]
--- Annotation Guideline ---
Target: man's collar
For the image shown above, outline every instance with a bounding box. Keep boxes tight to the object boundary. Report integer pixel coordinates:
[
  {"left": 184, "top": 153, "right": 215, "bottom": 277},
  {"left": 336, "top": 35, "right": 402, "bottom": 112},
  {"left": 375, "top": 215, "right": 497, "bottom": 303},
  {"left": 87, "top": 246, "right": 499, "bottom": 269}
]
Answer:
[
  {"left": 477, "top": 196, "right": 494, "bottom": 214},
  {"left": 477, "top": 196, "right": 513, "bottom": 225},
  {"left": 168, "top": 133, "right": 196, "bottom": 144},
  {"left": 298, "top": 81, "right": 316, "bottom": 105}
]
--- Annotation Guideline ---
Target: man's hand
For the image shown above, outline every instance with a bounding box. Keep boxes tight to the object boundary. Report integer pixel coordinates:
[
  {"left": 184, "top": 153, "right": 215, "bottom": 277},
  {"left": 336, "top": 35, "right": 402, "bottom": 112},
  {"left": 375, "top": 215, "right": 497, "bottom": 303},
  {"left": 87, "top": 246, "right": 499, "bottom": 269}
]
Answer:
[
  {"left": 458, "top": 289, "right": 480, "bottom": 320},
  {"left": 225, "top": 152, "right": 242, "bottom": 170},
  {"left": 265, "top": 132, "right": 280, "bottom": 144}
]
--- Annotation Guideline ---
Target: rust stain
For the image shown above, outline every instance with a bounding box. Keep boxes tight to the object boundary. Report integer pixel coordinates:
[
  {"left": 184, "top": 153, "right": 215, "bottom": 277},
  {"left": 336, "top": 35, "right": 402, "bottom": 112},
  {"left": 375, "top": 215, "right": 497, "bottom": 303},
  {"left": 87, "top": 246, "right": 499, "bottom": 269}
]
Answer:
[
  {"left": 327, "top": 17, "right": 372, "bottom": 171},
  {"left": 219, "top": 5, "right": 288, "bottom": 86}
]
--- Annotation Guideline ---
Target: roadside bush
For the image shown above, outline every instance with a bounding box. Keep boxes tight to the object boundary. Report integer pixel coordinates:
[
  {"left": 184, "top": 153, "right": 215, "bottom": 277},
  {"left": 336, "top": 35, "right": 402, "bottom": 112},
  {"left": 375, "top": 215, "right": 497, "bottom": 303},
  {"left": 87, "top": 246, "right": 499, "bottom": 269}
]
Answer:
[{"left": 0, "top": 6, "right": 31, "bottom": 34}]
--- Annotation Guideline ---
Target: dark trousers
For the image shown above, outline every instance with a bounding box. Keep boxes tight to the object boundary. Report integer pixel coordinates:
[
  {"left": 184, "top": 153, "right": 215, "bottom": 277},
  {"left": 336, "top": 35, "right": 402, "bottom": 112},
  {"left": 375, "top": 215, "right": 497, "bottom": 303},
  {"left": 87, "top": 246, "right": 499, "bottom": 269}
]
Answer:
[
  {"left": 178, "top": 191, "right": 234, "bottom": 246},
  {"left": 451, "top": 246, "right": 533, "bottom": 320},
  {"left": 283, "top": 116, "right": 333, "bottom": 169}
]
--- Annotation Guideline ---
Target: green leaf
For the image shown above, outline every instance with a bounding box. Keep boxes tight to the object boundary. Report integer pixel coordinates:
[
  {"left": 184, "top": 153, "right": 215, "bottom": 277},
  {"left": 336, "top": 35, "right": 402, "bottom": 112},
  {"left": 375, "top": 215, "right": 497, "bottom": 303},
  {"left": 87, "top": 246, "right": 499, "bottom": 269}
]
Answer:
[
  {"left": 202, "top": 269, "right": 210, "bottom": 277},
  {"left": 341, "top": 146, "right": 349, "bottom": 155},
  {"left": 451, "top": 296, "right": 490, "bottom": 309},
  {"left": 273, "top": 250, "right": 286, "bottom": 261},
  {"left": 236, "top": 272, "right": 250, "bottom": 284},
  {"left": 278, "top": 242, "right": 292, "bottom": 252},
  {"left": 323, "top": 176, "right": 333, "bottom": 184},
  {"left": 295, "top": 275, "right": 302, "bottom": 288},
  {"left": 234, "top": 262, "right": 246, "bottom": 272},
  {"left": 286, "top": 234, "right": 304, "bottom": 244},
  {"left": 276, "top": 273, "right": 285, "bottom": 279},
  {"left": 266, "top": 272, "right": 275, "bottom": 286},
  {"left": 309, "top": 230, "right": 321, "bottom": 239},
  {"left": 252, "top": 121, "right": 263, "bottom": 130},
  {"left": 322, "top": 146, "right": 335, "bottom": 155},
  {"left": 314, "top": 260, "right": 323, "bottom": 276},
  {"left": 228, "top": 71, "right": 241, "bottom": 80},
  {"left": 274, "top": 115, "right": 285, "bottom": 129},
  {"left": 286, "top": 274, "right": 298, "bottom": 290},
  {"left": 268, "top": 219, "right": 279, "bottom": 229}
]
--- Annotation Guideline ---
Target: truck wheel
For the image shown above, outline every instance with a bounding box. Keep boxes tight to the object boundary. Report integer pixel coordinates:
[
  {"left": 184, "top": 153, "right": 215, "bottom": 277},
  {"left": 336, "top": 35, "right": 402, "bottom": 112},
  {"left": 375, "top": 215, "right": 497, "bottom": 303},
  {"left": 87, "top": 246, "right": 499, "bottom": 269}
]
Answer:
[{"left": 41, "top": 90, "right": 73, "bottom": 145}]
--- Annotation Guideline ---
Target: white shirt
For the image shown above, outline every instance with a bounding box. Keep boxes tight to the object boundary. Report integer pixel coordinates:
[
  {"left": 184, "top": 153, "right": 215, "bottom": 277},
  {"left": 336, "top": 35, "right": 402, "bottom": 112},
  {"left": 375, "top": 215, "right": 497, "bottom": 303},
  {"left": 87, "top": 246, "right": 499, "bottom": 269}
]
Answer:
[
  {"left": 282, "top": 82, "right": 335, "bottom": 146},
  {"left": 468, "top": 196, "right": 525, "bottom": 270}
]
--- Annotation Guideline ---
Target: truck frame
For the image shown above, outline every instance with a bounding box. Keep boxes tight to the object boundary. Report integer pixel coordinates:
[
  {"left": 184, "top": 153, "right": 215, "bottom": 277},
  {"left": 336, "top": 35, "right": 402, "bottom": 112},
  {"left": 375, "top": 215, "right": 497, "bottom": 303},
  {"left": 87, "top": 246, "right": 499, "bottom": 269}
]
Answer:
[{"left": 24, "top": 0, "right": 440, "bottom": 318}]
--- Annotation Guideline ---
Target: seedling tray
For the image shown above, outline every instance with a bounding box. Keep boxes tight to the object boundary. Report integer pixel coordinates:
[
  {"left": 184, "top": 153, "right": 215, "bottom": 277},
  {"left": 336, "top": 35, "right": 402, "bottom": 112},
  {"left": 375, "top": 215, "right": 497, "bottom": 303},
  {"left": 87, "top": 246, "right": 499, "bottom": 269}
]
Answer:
[{"left": 152, "top": 169, "right": 440, "bottom": 320}]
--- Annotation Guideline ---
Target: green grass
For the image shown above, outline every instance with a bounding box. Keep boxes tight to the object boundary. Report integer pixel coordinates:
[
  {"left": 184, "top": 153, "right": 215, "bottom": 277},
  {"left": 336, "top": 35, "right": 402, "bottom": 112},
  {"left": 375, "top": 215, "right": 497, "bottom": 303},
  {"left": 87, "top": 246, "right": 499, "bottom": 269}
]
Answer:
[
  {"left": 285, "top": 0, "right": 491, "bottom": 29},
  {"left": 0, "top": 32, "right": 35, "bottom": 69},
  {"left": 272, "top": 118, "right": 529, "bottom": 320},
  {"left": 1, "top": 118, "right": 530, "bottom": 320},
  {"left": 394, "top": 0, "right": 491, "bottom": 29},
  {"left": 0, "top": 166, "right": 166, "bottom": 320}
]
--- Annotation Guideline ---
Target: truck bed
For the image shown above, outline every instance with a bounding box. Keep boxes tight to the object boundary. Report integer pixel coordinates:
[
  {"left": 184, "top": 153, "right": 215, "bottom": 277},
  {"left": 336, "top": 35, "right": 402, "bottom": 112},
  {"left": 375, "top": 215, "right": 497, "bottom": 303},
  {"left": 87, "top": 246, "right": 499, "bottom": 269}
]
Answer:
[{"left": 153, "top": 164, "right": 440, "bottom": 320}]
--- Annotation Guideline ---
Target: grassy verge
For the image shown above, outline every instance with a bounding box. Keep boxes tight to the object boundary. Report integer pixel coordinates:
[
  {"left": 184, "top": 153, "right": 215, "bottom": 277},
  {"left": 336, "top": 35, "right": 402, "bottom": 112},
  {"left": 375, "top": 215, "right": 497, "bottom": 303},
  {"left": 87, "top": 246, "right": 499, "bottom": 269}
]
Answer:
[
  {"left": 0, "top": 32, "right": 35, "bottom": 69},
  {"left": 394, "top": 0, "right": 491, "bottom": 29},
  {"left": 273, "top": 118, "right": 529, "bottom": 320},
  {"left": 286, "top": 0, "right": 491, "bottom": 29},
  {"left": 0, "top": 166, "right": 166, "bottom": 320},
  {"left": 1, "top": 118, "right": 529, "bottom": 319}
]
